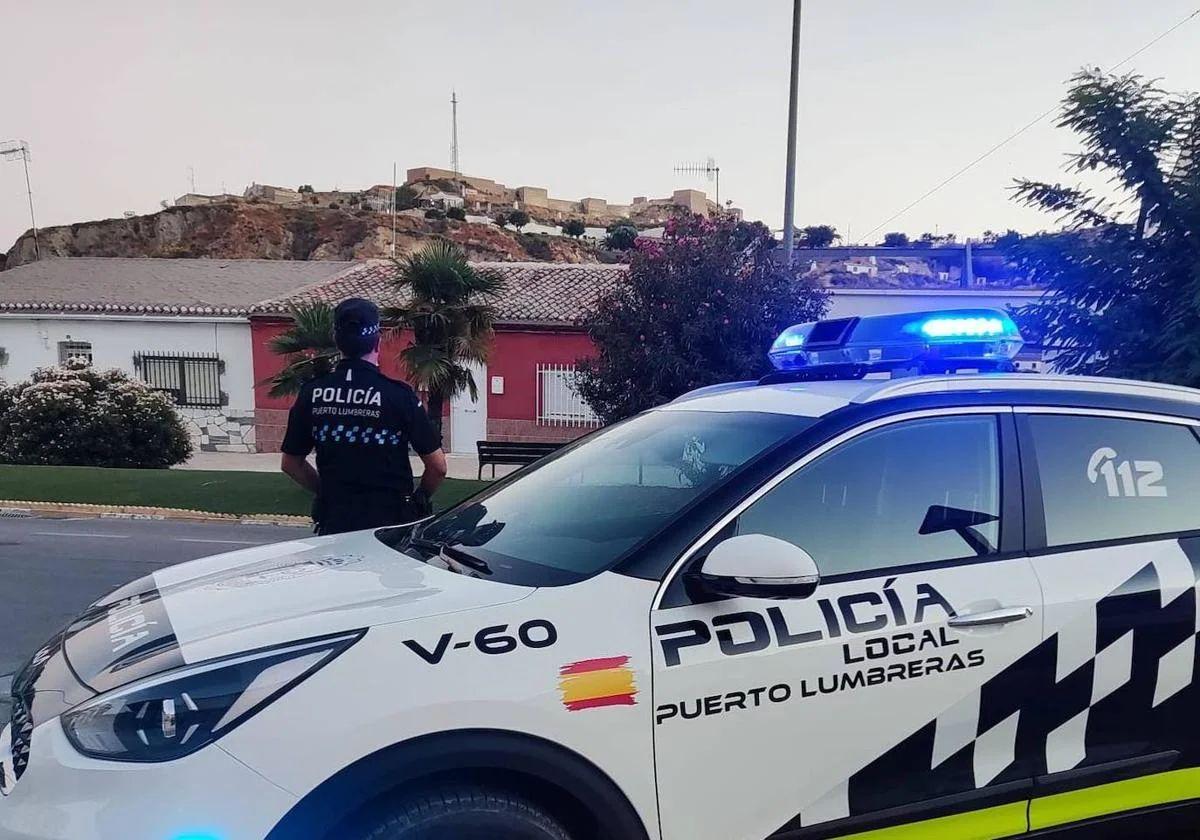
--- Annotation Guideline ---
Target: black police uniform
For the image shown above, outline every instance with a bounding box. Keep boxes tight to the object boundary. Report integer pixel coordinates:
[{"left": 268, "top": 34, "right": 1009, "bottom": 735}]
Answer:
[{"left": 281, "top": 358, "right": 441, "bottom": 535}]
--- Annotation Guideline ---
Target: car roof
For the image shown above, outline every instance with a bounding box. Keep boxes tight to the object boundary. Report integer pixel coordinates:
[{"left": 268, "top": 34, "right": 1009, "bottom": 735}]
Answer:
[{"left": 659, "top": 373, "right": 1200, "bottom": 418}]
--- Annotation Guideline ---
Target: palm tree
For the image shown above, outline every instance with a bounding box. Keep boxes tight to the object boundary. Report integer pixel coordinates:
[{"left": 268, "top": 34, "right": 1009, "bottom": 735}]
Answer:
[
  {"left": 266, "top": 303, "right": 338, "bottom": 397},
  {"left": 385, "top": 242, "right": 504, "bottom": 434}
]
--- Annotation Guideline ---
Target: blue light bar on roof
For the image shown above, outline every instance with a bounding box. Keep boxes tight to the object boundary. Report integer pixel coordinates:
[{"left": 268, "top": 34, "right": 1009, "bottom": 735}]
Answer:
[
  {"left": 917, "top": 315, "right": 1009, "bottom": 338},
  {"left": 769, "top": 308, "right": 1023, "bottom": 374}
]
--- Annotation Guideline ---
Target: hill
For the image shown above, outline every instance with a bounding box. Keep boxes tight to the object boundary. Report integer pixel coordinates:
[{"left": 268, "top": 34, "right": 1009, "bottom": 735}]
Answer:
[{"left": 2, "top": 203, "right": 605, "bottom": 270}]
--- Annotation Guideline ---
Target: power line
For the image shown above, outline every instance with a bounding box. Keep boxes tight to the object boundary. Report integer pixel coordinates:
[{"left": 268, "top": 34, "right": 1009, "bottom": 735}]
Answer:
[{"left": 862, "top": 6, "right": 1200, "bottom": 240}]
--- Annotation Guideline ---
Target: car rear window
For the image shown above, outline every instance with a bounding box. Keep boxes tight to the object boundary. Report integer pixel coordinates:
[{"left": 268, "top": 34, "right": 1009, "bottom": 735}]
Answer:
[{"left": 1026, "top": 415, "right": 1200, "bottom": 547}]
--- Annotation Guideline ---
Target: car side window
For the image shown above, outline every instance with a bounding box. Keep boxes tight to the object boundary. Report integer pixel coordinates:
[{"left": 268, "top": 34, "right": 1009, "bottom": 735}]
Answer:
[
  {"left": 734, "top": 415, "right": 1002, "bottom": 578},
  {"left": 1025, "top": 414, "right": 1200, "bottom": 547}
]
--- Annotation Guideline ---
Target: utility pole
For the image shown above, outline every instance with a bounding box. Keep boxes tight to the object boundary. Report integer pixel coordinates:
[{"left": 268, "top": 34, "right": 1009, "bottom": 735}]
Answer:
[
  {"left": 450, "top": 90, "right": 460, "bottom": 177},
  {"left": 1, "top": 140, "right": 40, "bottom": 261},
  {"left": 188, "top": 165, "right": 196, "bottom": 193},
  {"left": 963, "top": 238, "right": 974, "bottom": 288},
  {"left": 781, "top": 0, "right": 803, "bottom": 264},
  {"left": 391, "top": 162, "right": 397, "bottom": 258}
]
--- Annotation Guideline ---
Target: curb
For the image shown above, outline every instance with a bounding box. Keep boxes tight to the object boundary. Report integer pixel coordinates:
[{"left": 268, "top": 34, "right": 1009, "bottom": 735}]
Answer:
[{"left": 0, "top": 499, "right": 310, "bottom": 528}]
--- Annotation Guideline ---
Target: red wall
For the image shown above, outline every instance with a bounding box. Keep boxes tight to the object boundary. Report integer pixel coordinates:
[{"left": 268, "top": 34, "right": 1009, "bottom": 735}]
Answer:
[
  {"left": 249, "top": 317, "right": 597, "bottom": 451},
  {"left": 488, "top": 331, "right": 596, "bottom": 420},
  {"left": 485, "top": 330, "right": 598, "bottom": 443}
]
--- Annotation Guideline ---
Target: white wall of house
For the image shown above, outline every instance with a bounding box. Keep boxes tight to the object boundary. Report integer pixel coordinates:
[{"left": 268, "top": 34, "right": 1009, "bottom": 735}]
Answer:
[
  {"left": 826, "top": 287, "right": 1044, "bottom": 319},
  {"left": 0, "top": 314, "right": 258, "bottom": 452},
  {"left": 827, "top": 287, "right": 1050, "bottom": 371}
]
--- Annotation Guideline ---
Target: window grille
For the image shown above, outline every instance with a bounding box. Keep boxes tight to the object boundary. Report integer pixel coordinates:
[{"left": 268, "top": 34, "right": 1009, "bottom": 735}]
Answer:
[
  {"left": 536, "top": 364, "right": 600, "bottom": 426},
  {"left": 134, "top": 352, "right": 225, "bottom": 407}
]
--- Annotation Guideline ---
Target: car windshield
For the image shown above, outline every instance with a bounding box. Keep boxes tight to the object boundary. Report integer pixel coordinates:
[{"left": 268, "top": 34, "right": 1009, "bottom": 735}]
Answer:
[{"left": 381, "top": 410, "right": 805, "bottom": 586}]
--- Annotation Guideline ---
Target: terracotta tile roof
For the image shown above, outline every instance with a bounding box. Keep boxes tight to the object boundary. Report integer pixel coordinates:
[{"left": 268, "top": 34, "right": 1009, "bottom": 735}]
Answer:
[
  {"left": 251, "top": 260, "right": 631, "bottom": 325},
  {"left": 0, "top": 257, "right": 356, "bottom": 317}
]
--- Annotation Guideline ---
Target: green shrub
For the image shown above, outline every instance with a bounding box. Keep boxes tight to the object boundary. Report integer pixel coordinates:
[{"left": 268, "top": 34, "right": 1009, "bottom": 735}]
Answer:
[
  {"left": 0, "top": 363, "right": 192, "bottom": 468},
  {"left": 604, "top": 222, "right": 638, "bottom": 250},
  {"left": 522, "top": 234, "right": 553, "bottom": 260},
  {"left": 444, "top": 206, "right": 467, "bottom": 221},
  {"left": 394, "top": 185, "right": 419, "bottom": 210}
]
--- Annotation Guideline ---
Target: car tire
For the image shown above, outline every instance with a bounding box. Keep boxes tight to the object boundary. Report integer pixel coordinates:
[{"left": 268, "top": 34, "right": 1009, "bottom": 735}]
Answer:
[{"left": 357, "top": 785, "right": 575, "bottom": 840}]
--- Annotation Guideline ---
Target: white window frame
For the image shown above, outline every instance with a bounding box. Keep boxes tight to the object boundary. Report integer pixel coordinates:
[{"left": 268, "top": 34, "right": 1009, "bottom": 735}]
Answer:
[
  {"left": 57, "top": 340, "right": 93, "bottom": 366},
  {"left": 536, "top": 363, "right": 601, "bottom": 427}
]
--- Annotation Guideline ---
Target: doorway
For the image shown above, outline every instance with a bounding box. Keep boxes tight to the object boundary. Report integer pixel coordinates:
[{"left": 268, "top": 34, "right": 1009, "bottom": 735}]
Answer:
[{"left": 450, "top": 360, "right": 488, "bottom": 454}]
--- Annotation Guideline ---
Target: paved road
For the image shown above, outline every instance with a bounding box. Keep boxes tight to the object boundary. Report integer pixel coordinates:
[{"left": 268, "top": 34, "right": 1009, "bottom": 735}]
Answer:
[{"left": 0, "top": 515, "right": 309, "bottom": 714}]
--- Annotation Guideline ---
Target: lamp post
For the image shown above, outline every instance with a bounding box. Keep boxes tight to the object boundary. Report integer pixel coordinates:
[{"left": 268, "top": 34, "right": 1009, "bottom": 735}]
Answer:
[
  {"left": 1, "top": 140, "right": 40, "bottom": 261},
  {"left": 781, "top": 0, "right": 802, "bottom": 265}
]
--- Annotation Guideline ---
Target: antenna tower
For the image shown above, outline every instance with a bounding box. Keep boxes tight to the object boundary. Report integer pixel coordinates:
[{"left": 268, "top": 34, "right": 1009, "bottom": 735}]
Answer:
[
  {"left": 674, "top": 157, "right": 721, "bottom": 209},
  {"left": 450, "top": 90, "right": 460, "bottom": 177}
]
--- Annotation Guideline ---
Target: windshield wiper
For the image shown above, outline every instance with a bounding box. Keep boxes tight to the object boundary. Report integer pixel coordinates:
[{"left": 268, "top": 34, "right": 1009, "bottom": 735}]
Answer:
[
  {"left": 441, "top": 545, "right": 492, "bottom": 574},
  {"left": 408, "top": 535, "right": 492, "bottom": 575}
]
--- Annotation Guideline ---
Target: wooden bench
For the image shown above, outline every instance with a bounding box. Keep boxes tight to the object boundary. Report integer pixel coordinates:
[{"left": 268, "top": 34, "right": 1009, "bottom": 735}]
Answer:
[{"left": 476, "top": 440, "right": 563, "bottom": 479}]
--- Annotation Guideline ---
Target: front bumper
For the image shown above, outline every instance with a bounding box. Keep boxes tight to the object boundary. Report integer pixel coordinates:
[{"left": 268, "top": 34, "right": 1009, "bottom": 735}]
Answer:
[{"left": 0, "top": 718, "right": 297, "bottom": 840}]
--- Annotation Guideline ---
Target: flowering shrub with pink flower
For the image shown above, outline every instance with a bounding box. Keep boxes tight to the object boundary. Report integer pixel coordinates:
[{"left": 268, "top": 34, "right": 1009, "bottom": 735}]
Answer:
[
  {"left": 575, "top": 214, "right": 828, "bottom": 422},
  {"left": 0, "top": 361, "right": 192, "bottom": 467}
]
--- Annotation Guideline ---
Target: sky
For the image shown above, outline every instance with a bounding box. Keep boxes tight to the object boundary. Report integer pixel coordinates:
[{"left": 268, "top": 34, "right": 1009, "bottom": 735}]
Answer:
[{"left": 2, "top": 0, "right": 1199, "bottom": 252}]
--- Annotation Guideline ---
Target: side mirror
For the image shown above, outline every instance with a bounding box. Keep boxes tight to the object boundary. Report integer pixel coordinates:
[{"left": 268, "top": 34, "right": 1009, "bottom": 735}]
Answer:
[
  {"left": 691, "top": 533, "right": 821, "bottom": 599},
  {"left": 918, "top": 505, "right": 998, "bottom": 556}
]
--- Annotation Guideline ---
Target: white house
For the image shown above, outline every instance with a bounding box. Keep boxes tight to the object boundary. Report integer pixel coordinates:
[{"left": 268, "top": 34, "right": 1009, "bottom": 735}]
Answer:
[
  {"left": 0, "top": 258, "right": 353, "bottom": 452},
  {"left": 422, "top": 191, "right": 465, "bottom": 209}
]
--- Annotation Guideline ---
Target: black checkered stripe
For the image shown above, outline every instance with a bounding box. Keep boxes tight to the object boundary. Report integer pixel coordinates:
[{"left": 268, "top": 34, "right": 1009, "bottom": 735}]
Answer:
[
  {"left": 5, "top": 638, "right": 57, "bottom": 788},
  {"left": 839, "top": 536, "right": 1200, "bottom": 818},
  {"left": 6, "top": 693, "right": 32, "bottom": 786}
]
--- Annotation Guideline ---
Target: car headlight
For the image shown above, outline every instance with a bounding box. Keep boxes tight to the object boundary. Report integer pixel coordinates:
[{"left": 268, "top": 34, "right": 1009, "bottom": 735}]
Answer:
[{"left": 62, "top": 630, "right": 363, "bottom": 762}]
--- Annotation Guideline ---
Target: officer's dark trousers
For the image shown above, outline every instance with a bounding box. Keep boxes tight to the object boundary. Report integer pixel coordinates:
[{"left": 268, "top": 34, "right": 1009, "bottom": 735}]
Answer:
[{"left": 315, "top": 494, "right": 417, "bottom": 536}]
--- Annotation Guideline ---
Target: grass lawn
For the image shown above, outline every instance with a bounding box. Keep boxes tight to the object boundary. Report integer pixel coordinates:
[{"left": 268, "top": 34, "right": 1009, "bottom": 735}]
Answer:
[{"left": 0, "top": 465, "right": 489, "bottom": 516}]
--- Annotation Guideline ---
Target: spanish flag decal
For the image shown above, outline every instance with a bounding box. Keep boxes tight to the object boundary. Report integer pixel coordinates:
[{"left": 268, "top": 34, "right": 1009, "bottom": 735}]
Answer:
[{"left": 558, "top": 656, "right": 638, "bottom": 711}]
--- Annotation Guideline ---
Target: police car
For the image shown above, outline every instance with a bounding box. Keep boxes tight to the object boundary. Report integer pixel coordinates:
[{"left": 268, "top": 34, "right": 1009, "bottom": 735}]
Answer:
[{"left": 5, "top": 309, "right": 1200, "bottom": 840}]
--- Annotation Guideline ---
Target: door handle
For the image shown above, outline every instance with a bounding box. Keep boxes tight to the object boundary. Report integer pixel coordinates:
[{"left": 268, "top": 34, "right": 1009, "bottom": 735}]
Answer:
[{"left": 947, "top": 606, "right": 1033, "bottom": 628}]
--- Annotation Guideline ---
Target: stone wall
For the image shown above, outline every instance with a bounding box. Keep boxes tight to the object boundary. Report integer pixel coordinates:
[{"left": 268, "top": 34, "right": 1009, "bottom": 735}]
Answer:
[{"left": 178, "top": 407, "right": 257, "bottom": 453}]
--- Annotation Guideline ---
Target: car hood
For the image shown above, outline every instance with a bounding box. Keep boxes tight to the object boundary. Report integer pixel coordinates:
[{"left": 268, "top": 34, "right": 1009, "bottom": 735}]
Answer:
[{"left": 60, "top": 529, "right": 533, "bottom": 695}]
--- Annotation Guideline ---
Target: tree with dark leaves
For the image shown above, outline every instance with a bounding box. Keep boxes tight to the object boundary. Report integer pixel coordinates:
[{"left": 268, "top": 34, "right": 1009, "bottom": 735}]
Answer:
[
  {"left": 604, "top": 222, "right": 638, "bottom": 250},
  {"left": 575, "top": 215, "right": 828, "bottom": 422},
  {"left": 795, "top": 225, "right": 840, "bottom": 248},
  {"left": 394, "top": 185, "right": 419, "bottom": 210},
  {"left": 1007, "top": 70, "right": 1200, "bottom": 385}
]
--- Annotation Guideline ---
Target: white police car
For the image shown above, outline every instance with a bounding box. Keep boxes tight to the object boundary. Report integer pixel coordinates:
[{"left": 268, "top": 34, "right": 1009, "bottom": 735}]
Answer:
[{"left": 5, "top": 309, "right": 1200, "bottom": 840}]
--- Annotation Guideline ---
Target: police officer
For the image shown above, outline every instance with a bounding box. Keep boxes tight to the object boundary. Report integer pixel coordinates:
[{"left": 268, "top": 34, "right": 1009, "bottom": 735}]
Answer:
[{"left": 280, "top": 297, "right": 448, "bottom": 535}]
